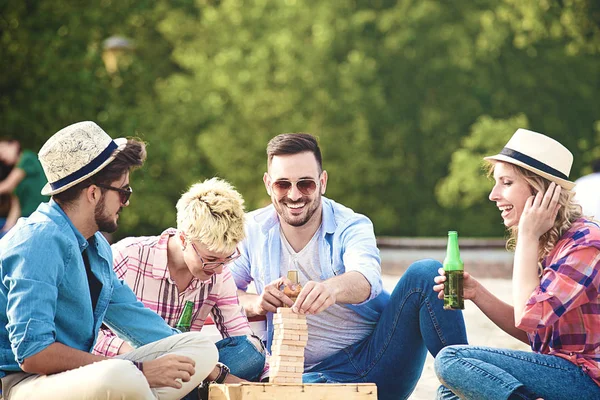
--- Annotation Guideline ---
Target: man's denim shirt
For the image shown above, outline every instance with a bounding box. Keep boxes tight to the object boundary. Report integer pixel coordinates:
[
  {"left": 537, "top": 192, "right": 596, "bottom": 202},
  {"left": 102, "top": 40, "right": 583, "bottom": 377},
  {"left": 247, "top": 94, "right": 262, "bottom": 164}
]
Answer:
[
  {"left": 230, "top": 197, "right": 390, "bottom": 351},
  {"left": 0, "top": 200, "right": 177, "bottom": 376}
]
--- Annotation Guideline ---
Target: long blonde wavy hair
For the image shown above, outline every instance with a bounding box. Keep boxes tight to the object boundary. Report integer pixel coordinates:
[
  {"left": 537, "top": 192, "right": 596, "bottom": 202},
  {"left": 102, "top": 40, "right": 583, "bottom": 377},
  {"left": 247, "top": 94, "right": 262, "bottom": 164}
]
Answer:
[{"left": 486, "top": 162, "right": 582, "bottom": 263}]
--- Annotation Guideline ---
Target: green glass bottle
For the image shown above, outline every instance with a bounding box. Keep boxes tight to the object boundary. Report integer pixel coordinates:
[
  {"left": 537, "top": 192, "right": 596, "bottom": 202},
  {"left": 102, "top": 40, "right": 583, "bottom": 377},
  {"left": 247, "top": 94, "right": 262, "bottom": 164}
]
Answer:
[
  {"left": 443, "top": 231, "right": 464, "bottom": 310},
  {"left": 175, "top": 300, "right": 194, "bottom": 332}
]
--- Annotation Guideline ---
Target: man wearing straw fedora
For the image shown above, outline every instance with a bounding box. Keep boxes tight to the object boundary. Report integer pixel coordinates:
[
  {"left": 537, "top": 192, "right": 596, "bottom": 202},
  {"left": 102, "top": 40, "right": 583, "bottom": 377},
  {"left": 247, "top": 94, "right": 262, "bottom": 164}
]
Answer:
[{"left": 0, "top": 121, "right": 220, "bottom": 400}]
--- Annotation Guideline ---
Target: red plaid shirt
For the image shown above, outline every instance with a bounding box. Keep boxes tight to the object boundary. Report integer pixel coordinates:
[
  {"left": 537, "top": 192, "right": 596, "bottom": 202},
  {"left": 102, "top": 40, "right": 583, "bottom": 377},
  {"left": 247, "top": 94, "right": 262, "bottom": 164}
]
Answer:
[
  {"left": 93, "top": 228, "right": 252, "bottom": 356},
  {"left": 516, "top": 219, "right": 600, "bottom": 387}
]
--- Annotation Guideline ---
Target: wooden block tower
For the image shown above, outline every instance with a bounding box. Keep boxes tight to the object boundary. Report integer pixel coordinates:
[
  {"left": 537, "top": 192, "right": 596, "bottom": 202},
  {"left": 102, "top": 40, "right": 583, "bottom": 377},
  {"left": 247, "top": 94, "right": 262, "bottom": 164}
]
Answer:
[
  {"left": 270, "top": 270, "right": 307, "bottom": 383},
  {"left": 270, "top": 307, "right": 308, "bottom": 383}
]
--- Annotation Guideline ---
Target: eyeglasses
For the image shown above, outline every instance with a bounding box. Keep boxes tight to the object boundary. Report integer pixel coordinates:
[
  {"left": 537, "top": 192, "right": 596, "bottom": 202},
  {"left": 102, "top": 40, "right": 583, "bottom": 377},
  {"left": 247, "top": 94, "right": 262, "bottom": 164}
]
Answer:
[
  {"left": 95, "top": 184, "right": 133, "bottom": 204},
  {"left": 269, "top": 176, "right": 319, "bottom": 197},
  {"left": 190, "top": 242, "right": 241, "bottom": 271}
]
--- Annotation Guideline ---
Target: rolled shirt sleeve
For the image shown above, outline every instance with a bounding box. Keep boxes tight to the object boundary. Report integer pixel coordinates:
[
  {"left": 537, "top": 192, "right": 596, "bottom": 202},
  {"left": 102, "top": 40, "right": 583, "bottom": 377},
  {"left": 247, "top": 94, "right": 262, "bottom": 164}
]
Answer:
[
  {"left": 516, "top": 245, "right": 600, "bottom": 331},
  {"left": 339, "top": 215, "right": 382, "bottom": 302},
  {"left": 92, "top": 328, "right": 126, "bottom": 357},
  {"left": 102, "top": 270, "right": 179, "bottom": 348},
  {"left": 3, "top": 226, "right": 65, "bottom": 364}
]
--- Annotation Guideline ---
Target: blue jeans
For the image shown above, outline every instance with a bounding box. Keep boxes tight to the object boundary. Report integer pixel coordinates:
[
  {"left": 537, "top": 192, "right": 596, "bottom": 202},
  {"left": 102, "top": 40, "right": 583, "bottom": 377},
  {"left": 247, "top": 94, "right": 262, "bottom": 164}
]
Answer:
[
  {"left": 302, "top": 259, "right": 468, "bottom": 400},
  {"left": 435, "top": 345, "right": 600, "bottom": 400},
  {"left": 216, "top": 335, "right": 265, "bottom": 381},
  {"left": 182, "top": 334, "right": 265, "bottom": 400}
]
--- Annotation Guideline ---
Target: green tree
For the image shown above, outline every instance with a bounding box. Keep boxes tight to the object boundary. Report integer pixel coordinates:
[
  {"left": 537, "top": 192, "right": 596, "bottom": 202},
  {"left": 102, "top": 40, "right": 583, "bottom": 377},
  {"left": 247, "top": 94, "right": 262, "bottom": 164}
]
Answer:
[{"left": 2, "top": 0, "right": 599, "bottom": 238}]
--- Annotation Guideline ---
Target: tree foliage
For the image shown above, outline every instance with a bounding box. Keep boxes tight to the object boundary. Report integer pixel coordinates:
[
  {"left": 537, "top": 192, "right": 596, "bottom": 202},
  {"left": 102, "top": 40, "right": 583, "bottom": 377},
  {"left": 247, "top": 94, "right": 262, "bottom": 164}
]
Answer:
[{"left": 2, "top": 0, "right": 599, "bottom": 239}]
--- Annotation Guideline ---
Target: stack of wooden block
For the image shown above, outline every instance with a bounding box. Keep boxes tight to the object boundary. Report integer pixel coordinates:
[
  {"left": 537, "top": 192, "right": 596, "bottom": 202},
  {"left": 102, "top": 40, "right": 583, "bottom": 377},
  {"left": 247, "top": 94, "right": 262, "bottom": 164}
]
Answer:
[{"left": 269, "top": 307, "right": 308, "bottom": 383}]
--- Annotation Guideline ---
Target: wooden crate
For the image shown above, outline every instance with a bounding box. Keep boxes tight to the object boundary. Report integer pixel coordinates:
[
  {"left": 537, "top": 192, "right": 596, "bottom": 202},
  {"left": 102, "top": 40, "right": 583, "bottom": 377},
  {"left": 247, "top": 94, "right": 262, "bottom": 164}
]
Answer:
[{"left": 209, "top": 382, "right": 377, "bottom": 400}]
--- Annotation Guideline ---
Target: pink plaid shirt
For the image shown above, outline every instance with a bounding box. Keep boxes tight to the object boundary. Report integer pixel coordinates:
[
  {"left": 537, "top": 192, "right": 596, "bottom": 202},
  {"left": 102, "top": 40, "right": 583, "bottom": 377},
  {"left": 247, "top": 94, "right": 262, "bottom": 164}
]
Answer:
[
  {"left": 93, "top": 228, "right": 252, "bottom": 357},
  {"left": 516, "top": 219, "right": 600, "bottom": 387}
]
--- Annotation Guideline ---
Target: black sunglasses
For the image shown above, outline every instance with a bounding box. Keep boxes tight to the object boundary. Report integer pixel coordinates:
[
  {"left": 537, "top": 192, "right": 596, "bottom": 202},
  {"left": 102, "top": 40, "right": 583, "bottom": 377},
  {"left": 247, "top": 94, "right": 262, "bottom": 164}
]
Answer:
[{"left": 95, "top": 184, "right": 133, "bottom": 204}]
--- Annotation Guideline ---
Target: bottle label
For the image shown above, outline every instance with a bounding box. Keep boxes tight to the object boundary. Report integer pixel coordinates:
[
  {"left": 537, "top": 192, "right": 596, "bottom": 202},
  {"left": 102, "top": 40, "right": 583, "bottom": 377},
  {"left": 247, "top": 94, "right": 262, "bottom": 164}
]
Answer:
[{"left": 444, "top": 270, "right": 464, "bottom": 310}]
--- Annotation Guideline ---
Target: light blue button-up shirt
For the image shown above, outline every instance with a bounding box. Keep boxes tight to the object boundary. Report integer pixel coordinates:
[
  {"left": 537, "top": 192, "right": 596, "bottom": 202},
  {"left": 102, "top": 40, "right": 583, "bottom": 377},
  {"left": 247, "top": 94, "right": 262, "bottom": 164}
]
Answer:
[
  {"left": 0, "top": 200, "right": 178, "bottom": 376},
  {"left": 230, "top": 197, "right": 390, "bottom": 350}
]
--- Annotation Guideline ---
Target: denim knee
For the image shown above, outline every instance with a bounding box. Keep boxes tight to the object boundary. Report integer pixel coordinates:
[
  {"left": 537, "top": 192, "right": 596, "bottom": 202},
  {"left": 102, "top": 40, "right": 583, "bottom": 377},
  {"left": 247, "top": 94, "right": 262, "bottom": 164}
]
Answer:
[
  {"left": 401, "top": 259, "right": 442, "bottom": 289},
  {"left": 216, "top": 335, "right": 266, "bottom": 381},
  {"left": 434, "top": 345, "right": 461, "bottom": 383}
]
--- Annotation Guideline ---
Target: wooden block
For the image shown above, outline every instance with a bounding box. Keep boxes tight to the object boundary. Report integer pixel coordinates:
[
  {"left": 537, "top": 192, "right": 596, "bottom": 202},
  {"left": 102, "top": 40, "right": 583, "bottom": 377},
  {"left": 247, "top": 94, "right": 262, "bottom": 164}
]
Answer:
[
  {"left": 272, "top": 337, "right": 308, "bottom": 347},
  {"left": 269, "top": 369, "right": 302, "bottom": 378},
  {"left": 276, "top": 308, "right": 304, "bottom": 318},
  {"left": 273, "top": 325, "right": 307, "bottom": 333},
  {"left": 270, "top": 375, "right": 302, "bottom": 384},
  {"left": 272, "top": 341, "right": 306, "bottom": 349},
  {"left": 272, "top": 344, "right": 303, "bottom": 352},
  {"left": 270, "top": 346, "right": 304, "bottom": 357},
  {"left": 281, "top": 314, "right": 305, "bottom": 320},
  {"left": 272, "top": 331, "right": 308, "bottom": 340},
  {"left": 269, "top": 358, "right": 304, "bottom": 370},
  {"left": 269, "top": 355, "right": 304, "bottom": 366},
  {"left": 273, "top": 319, "right": 307, "bottom": 327},
  {"left": 209, "top": 382, "right": 378, "bottom": 400},
  {"left": 275, "top": 364, "right": 303, "bottom": 373}
]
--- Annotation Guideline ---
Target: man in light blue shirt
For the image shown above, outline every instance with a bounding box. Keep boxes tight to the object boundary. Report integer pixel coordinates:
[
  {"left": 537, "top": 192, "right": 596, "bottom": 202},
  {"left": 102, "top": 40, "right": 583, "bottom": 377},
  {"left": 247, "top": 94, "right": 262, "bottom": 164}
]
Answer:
[
  {"left": 230, "top": 133, "right": 468, "bottom": 400},
  {"left": 0, "top": 121, "right": 220, "bottom": 400}
]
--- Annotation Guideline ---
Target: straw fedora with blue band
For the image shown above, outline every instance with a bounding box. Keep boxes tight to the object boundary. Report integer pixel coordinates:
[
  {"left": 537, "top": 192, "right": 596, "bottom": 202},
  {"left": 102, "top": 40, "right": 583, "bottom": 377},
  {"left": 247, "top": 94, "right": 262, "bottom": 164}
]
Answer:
[
  {"left": 38, "top": 121, "right": 127, "bottom": 196},
  {"left": 484, "top": 128, "right": 575, "bottom": 190}
]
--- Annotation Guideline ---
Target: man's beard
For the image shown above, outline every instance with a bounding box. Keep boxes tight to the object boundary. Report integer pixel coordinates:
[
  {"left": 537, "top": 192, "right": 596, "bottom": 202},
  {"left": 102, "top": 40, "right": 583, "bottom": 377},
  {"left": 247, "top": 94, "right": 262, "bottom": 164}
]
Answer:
[
  {"left": 275, "top": 192, "right": 321, "bottom": 227},
  {"left": 94, "top": 199, "right": 119, "bottom": 233}
]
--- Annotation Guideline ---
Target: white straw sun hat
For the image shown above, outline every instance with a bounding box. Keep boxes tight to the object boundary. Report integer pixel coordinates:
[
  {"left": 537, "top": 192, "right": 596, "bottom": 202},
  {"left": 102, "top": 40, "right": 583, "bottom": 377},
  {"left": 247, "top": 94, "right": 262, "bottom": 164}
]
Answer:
[
  {"left": 484, "top": 128, "right": 575, "bottom": 190},
  {"left": 39, "top": 121, "right": 127, "bottom": 196}
]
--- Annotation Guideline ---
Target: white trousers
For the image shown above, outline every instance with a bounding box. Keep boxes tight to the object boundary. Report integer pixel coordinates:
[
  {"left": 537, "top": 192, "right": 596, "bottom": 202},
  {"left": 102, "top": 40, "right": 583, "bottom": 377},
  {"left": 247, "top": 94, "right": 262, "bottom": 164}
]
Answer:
[{"left": 3, "top": 332, "right": 217, "bottom": 400}]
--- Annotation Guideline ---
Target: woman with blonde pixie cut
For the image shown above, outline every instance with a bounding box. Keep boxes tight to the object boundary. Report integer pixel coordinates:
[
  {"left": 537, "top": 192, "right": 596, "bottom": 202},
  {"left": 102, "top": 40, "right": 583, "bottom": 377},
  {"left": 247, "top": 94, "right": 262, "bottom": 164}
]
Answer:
[
  {"left": 433, "top": 129, "right": 600, "bottom": 400},
  {"left": 176, "top": 177, "right": 246, "bottom": 265},
  {"left": 94, "top": 178, "right": 266, "bottom": 395}
]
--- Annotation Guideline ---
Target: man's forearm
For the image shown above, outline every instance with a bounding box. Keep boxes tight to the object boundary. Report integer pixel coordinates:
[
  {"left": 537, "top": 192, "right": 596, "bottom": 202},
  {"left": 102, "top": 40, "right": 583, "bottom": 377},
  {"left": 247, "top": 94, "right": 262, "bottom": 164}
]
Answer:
[
  {"left": 236, "top": 289, "right": 261, "bottom": 317},
  {"left": 20, "top": 342, "right": 108, "bottom": 375},
  {"left": 324, "top": 271, "right": 371, "bottom": 304}
]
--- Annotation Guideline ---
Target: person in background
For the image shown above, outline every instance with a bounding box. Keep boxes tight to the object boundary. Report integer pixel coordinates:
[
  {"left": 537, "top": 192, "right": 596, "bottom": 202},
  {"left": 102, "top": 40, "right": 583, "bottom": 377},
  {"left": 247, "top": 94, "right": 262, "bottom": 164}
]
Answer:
[
  {"left": 0, "top": 161, "right": 20, "bottom": 237},
  {"left": 574, "top": 158, "right": 600, "bottom": 220},
  {"left": 0, "top": 121, "right": 219, "bottom": 400},
  {"left": 0, "top": 138, "right": 49, "bottom": 217},
  {"left": 434, "top": 129, "right": 600, "bottom": 400},
  {"left": 94, "top": 177, "right": 266, "bottom": 384}
]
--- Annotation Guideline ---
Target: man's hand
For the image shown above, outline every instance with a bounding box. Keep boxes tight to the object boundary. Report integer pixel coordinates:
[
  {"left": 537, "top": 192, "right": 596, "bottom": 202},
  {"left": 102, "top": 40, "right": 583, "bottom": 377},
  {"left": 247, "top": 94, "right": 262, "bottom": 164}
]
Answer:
[
  {"left": 142, "top": 354, "right": 196, "bottom": 389},
  {"left": 251, "top": 277, "right": 295, "bottom": 315},
  {"left": 292, "top": 280, "right": 336, "bottom": 315}
]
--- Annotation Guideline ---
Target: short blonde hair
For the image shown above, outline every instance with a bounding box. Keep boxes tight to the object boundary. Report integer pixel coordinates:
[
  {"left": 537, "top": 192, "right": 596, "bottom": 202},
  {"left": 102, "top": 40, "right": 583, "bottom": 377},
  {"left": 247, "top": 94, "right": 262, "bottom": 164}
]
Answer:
[
  {"left": 486, "top": 162, "right": 582, "bottom": 262},
  {"left": 176, "top": 178, "right": 245, "bottom": 254}
]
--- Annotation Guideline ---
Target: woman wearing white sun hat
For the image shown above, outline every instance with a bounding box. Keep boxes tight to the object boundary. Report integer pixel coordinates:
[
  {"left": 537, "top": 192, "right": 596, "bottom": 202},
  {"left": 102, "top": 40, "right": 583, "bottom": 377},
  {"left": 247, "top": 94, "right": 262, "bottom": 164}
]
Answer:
[{"left": 433, "top": 129, "right": 600, "bottom": 399}]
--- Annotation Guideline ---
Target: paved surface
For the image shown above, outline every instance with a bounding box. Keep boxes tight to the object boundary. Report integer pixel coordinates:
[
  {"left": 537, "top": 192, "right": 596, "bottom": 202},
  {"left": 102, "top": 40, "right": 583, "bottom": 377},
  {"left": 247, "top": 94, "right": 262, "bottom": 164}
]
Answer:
[{"left": 381, "top": 275, "right": 529, "bottom": 400}]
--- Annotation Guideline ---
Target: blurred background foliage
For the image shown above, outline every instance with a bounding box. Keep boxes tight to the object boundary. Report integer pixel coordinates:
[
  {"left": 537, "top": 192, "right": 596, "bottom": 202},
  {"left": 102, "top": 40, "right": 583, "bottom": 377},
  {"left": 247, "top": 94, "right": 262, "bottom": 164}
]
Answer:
[{"left": 2, "top": 0, "right": 599, "bottom": 240}]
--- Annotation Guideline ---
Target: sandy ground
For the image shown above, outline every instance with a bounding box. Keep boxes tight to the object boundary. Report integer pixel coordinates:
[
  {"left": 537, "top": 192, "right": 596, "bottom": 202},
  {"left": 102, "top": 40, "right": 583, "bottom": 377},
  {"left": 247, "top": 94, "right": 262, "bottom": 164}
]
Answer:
[{"left": 380, "top": 275, "right": 530, "bottom": 400}]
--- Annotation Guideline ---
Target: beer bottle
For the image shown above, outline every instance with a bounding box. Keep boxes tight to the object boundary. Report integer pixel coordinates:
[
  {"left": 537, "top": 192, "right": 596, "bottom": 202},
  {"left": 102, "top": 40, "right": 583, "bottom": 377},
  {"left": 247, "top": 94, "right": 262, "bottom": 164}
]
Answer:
[
  {"left": 283, "top": 270, "right": 302, "bottom": 303},
  {"left": 175, "top": 300, "right": 194, "bottom": 332},
  {"left": 443, "top": 231, "right": 464, "bottom": 310}
]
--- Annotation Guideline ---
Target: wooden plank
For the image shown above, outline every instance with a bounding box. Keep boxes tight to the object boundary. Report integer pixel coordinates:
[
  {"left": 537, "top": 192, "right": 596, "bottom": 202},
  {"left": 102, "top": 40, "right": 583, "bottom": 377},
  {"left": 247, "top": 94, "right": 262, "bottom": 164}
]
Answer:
[{"left": 209, "top": 383, "right": 377, "bottom": 400}]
